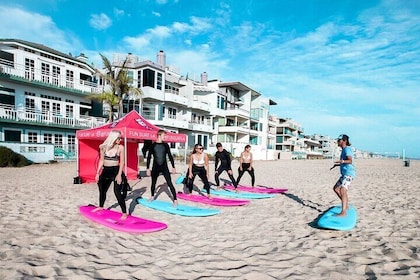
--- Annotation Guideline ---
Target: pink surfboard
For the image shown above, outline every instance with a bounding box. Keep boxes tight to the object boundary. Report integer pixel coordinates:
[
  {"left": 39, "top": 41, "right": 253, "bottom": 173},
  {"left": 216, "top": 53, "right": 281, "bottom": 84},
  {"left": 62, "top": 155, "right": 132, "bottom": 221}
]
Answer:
[
  {"left": 79, "top": 205, "right": 167, "bottom": 233},
  {"left": 224, "top": 184, "right": 288, "bottom": 194},
  {"left": 177, "top": 192, "right": 250, "bottom": 206}
]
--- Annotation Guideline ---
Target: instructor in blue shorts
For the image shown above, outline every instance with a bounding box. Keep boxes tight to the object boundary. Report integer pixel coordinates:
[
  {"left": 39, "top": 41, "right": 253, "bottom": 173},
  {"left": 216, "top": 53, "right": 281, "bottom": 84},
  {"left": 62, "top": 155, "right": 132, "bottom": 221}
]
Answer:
[{"left": 330, "top": 134, "right": 356, "bottom": 217}]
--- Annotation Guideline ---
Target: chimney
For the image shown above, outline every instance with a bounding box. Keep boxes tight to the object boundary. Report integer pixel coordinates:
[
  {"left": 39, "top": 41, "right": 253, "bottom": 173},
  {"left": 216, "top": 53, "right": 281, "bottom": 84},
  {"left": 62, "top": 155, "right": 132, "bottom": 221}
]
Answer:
[
  {"left": 157, "top": 50, "right": 166, "bottom": 67},
  {"left": 76, "top": 53, "right": 88, "bottom": 63},
  {"left": 201, "top": 72, "right": 208, "bottom": 86}
]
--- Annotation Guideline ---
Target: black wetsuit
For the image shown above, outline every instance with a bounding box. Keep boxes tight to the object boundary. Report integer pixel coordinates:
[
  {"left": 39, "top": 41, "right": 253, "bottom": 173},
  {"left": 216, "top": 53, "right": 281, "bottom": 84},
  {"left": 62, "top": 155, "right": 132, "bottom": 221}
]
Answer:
[
  {"left": 98, "top": 165, "right": 127, "bottom": 214},
  {"left": 187, "top": 157, "right": 211, "bottom": 195},
  {"left": 237, "top": 163, "right": 255, "bottom": 186},
  {"left": 214, "top": 149, "right": 237, "bottom": 188},
  {"left": 147, "top": 142, "right": 177, "bottom": 200}
]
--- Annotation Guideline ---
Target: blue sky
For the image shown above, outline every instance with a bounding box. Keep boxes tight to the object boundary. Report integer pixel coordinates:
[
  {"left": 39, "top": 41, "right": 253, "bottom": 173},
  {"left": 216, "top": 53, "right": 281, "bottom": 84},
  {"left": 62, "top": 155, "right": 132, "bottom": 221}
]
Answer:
[{"left": 1, "top": 0, "right": 419, "bottom": 158}]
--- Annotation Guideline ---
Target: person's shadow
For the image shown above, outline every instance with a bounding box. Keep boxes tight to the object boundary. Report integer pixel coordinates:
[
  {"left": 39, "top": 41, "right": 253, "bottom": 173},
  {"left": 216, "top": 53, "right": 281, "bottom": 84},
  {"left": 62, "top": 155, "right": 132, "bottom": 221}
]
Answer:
[{"left": 281, "top": 192, "right": 329, "bottom": 229}]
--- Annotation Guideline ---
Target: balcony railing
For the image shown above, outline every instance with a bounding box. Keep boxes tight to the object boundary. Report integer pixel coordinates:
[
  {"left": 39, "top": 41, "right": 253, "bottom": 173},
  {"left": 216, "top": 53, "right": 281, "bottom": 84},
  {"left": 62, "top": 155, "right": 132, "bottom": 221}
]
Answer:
[
  {"left": 0, "top": 106, "right": 106, "bottom": 129},
  {"left": 0, "top": 58, "right": 97, "bottom": 93}
]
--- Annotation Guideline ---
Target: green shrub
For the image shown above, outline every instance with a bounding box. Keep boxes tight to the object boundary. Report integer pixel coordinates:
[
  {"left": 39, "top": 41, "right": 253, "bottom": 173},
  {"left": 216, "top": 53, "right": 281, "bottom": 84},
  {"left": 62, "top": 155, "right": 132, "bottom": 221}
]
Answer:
[{"left": 0, "top": 146, "right": 32, "bottom": 167}]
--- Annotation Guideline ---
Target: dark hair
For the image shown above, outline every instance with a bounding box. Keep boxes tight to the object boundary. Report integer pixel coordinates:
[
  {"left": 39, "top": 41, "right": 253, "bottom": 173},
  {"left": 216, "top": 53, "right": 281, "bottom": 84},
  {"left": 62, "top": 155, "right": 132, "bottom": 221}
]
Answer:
[
  {"left": 216, "top": 142, "right": 222, "bottom": 148},
  {"left": 192, "top": 143, "right": 203, "bottom": 154},
  {"left": 337, "top": 134, "right": 351, "bottom": 146},
  {"left": 244, "top": 144, "right": 251, "bottom": 150}
]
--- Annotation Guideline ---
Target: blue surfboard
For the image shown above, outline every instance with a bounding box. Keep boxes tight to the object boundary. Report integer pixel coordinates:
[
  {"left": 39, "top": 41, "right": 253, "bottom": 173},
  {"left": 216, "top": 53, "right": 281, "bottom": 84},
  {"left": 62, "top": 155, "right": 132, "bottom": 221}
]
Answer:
[
  {"left": 206, "top": 188, "right": 275, "bottom": 199},
  {"left": 136, "top": 197, "right": 220, "bottom": 217},
  {"left": 317, "top": 205, "right": 357, "bottom": 231}
]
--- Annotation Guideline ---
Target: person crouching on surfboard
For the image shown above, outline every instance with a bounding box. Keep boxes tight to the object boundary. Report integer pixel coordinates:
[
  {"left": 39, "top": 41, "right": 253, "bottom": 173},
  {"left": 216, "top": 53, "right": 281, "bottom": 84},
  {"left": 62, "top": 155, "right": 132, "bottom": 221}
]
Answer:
[
  {"left": 94, "top": 130, "right": 128, "bottom": 220},
  {"left": 187, "top": 144, "right": 211, "bottom": 198},
  {"left": 330, "top": 134, "right": 356, "bottom": 217}
]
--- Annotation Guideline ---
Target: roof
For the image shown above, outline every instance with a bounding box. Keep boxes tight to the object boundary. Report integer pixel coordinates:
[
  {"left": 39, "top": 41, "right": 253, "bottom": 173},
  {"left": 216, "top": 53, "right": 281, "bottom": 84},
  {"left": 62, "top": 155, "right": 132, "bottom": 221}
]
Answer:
[{"left": 76, "top": 110, "right": 186, "bottom": 142}]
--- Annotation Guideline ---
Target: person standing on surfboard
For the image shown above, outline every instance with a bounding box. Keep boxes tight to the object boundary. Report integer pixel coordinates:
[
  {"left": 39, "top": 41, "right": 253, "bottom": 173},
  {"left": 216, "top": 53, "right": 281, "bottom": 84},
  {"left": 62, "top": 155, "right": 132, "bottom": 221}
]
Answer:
[
  {"left": 146, "top": 129, "right": 178, "bottom": 207},
  {"left": 214, "top": 142, "right": 238, "bottom": 190},
  {"left": 330, "top": 134, "right": 356, "bottom": 217},
  {"left": 94, "top": 130, "right": 128, "bottom": 220},
  {"left": 187, "top": 144, "right": 211, "bottom": 197},
  {"left": 236, "top": 144, "right": 255, "bottom": 187}
]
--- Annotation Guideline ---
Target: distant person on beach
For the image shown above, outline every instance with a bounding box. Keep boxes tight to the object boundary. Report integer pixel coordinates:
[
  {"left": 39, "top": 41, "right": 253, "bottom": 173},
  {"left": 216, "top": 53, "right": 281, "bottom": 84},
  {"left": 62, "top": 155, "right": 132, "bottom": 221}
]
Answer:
[
  {"left": 186, "top": 144, "right": 211, "bottom": 197},
  {"left": 236, "top": 144, "right": 255, "bottom": 187},
  {"left": 214, "top": 142, "right": 238, "bottom": 190},
  {"left": 330, "top": 134, "right": 356, "bottom": 217},
  {"left": 94, "top": 130, "right": 128, "bottom": 220},
  {"left": 146, "top": 129, "right": 178, "bottom": 207}
]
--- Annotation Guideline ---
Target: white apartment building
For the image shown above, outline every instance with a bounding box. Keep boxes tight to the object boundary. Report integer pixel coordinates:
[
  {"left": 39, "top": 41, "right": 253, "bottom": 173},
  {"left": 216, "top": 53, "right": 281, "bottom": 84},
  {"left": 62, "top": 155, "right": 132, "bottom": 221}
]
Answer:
[
  {"left": 1, "top": 38, "right": 332, "bottom": 162},
  {"left": 107, "top": 51, "right": 278, "bottom": 160},
  {"left": 0, "top": 39, "right": 106, "bottom": 160}
]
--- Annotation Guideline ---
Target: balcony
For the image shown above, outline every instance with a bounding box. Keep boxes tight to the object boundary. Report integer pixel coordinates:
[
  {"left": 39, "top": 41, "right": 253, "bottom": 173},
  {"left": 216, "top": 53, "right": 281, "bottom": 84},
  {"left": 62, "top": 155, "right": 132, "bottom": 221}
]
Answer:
[
  {"left": 0, "top": 106, "right": 106, "bottom": 129},
  {"left": 188, "top": 120, "right": 213, "bottom": 133},
  {"left": 0, "top": 59, "right": 97, "bottom": 94}
]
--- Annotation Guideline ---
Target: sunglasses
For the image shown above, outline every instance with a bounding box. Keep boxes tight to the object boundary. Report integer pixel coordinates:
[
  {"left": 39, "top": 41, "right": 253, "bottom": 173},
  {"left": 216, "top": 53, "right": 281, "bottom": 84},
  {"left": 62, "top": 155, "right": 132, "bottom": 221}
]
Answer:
[{"left": 196, "top": 147, "right": 203, "bottom": 150}]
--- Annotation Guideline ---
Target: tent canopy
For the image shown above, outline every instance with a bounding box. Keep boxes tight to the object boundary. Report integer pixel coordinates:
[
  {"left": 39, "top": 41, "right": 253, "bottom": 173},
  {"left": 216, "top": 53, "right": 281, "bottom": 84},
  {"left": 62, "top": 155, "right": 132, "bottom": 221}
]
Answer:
[
  {"left": 76, "top": 110, "right": 187, "bottom": 183},
  {"left": 76, "top": 110, "right": 186, "bottom": 142}
]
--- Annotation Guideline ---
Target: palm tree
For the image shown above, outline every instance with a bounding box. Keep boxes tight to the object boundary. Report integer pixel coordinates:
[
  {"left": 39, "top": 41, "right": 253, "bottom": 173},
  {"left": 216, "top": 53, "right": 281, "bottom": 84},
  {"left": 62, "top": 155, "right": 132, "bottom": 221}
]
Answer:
[{"left": 90, "top": 53, "right": 142, "bottom": 121}]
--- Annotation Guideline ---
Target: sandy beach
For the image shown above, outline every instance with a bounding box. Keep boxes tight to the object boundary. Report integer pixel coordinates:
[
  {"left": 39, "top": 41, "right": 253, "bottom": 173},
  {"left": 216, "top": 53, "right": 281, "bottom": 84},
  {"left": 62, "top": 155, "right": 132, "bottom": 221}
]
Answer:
[{"left": 1, "top": 158, "right": 419, "bottom": 279}]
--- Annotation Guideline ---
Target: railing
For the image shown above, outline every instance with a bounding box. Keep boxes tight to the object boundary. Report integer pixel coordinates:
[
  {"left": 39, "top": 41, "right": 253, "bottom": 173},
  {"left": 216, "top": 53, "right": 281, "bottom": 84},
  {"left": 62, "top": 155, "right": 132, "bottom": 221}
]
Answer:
[
  {"left": 0, "top": 106, "right": 106, "bottom": 128},
  {"left": 0, "top": 58, "right": 97, "bottom": 93}
]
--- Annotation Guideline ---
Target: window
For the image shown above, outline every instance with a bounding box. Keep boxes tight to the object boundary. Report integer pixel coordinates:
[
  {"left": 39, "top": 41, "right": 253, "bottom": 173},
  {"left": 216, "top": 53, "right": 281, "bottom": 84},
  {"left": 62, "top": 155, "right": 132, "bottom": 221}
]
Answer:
[
  {"left": 143, "top": 69, "right": 155, "bottom": 87},
  {"left": 41, "top": 63, "right": 50, "bottom": 83},
  {"left": 66, "top": 70, "right": 74, "bottom": 88},
  {"left": 66, "top": 104, "right": 74, "bottom": 118},
  {"left": 54, "top": 134, "right": 63, "bottom": 148},
  {"left": 28, "top": 132, "right": 38, "bottom": 143},
  {"left": 41, "top": 100, "right": 49, "bottom": 114},
  {"left": 25, "top": 58, "right": 35, "bottom": 80},
  {"left": 0, "top": 51, "right": 14, "bottom": 67},
  {"left": 52, "top": 102, "right": 61, "bottom": 115},
  {"left": 44, "top": 133, "right": 53, "bottom": 144},
  {"left": 168, "top": 107, "right": 176, "bottom": 119},
  {"left": 52, "top": 66, "right": 60, "bottom": 86},
  {"left": 68, "top": 135, "right": 76, "bottom": 152},
  {"left": 157, "top": 72, "right": 162, "bottom": 90}
]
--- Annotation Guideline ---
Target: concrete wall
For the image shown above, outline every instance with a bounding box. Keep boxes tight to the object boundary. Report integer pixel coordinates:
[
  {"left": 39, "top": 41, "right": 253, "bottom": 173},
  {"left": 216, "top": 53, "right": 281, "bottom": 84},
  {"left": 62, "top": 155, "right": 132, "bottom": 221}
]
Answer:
[{"left": 0, "top": 142, "right": 55, "bottom": 163}]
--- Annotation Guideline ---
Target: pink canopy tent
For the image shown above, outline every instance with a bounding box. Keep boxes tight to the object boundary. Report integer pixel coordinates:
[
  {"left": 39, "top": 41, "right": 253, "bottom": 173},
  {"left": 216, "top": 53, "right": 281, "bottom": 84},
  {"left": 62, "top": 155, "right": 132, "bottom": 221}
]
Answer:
[{"left": 76, "top": 110, "right": 187, "bottom": 183}]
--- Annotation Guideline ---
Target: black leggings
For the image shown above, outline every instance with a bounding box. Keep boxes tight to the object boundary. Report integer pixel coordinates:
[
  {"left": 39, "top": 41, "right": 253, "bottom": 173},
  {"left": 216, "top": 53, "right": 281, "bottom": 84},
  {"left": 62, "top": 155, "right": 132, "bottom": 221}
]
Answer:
[
  {"left": 187, "top": 165, "right": 211, "bottom": 194},
  {"left": 237, "top": 163, "right": 255, "bottom": 186},
  {"left": 215, "top": 166, "right": 237, "bottom": 188},
  {"left": 98, "top": 166, "right": 127, "bottom": 213},
  {"left": 151, "top": 164, "right": 177, "bottom": 201}
]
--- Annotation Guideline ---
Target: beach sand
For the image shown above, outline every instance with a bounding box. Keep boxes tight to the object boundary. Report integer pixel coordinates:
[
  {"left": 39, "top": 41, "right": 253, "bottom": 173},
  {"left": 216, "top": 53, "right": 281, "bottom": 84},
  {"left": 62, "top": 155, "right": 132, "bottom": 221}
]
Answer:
[{"left": 1, "top": 158, "right": 419, "bottom": 279}]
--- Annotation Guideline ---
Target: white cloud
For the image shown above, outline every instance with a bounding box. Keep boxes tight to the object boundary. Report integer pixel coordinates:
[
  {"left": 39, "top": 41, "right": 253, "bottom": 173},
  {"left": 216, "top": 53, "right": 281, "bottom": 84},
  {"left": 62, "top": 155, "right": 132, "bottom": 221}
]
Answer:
[
  {"left": 152, "top": 11, "right": 161, "bottom": 17},
  {"left": 89, "top": 13, "right": 112, "bottom": 30},
  {"left": 114, "top": 8, "right": 125, "bottom": 17},
  {"left": 0, "top": 5, "right": 83, "bottom": 54}
]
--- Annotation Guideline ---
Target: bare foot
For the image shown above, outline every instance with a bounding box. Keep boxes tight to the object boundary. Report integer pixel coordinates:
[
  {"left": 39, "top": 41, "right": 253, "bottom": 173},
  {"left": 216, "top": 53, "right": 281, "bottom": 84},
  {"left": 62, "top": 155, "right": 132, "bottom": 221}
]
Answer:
[
  {"left": 335, "top": 212, "right": 347, "bottom": 217},
  {"left": 172, "top": 200, "right": 178, "bottom": 208},
  {"left": 148, "top": 196, "right": 155, "bottom": 202},
  {"left": 207, "top": 194, "right": 211, "bottom": 199},
  {"left": 120, "top": 213, "right": 128, "bottom": 220},
  {"left": 92, "top": 207, "right": 103, "bottom": 212}
]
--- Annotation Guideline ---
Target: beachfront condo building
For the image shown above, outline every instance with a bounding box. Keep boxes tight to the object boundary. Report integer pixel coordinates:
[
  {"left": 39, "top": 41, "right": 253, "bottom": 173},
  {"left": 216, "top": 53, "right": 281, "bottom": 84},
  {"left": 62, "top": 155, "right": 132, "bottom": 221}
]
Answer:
[
  {"left": 0, "top": 39, "right": 107, "bottom": 162},
  {"left": 106, "top": 50, "right": 278, "bottom": 160},
  {"left": 1, "top": 38, "right": 328, "bottom": 162}
]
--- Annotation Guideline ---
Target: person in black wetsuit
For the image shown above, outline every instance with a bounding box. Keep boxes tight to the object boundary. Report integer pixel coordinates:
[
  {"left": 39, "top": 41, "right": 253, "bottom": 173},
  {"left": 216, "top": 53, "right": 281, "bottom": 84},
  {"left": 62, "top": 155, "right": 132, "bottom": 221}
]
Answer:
[
  {"left": 214, "top": 142, "right": 238, "bottom": 190},
  {"left": 146, "top": 129, "right": 178, "bottom": 207},
  {"left": 94, "top": 130, "right": 128, "bottom": 220}
]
